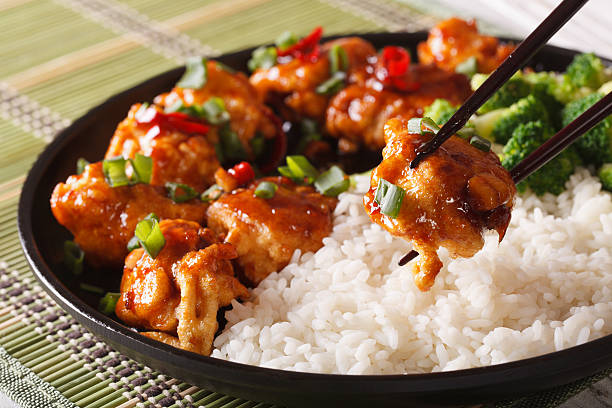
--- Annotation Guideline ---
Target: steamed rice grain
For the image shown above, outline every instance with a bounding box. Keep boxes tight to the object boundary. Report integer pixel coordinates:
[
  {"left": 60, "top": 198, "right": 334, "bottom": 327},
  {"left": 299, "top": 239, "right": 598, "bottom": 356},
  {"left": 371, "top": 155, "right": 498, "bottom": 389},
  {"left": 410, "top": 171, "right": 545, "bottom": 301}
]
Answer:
[{"left": 212, "top": 168, "right": 612, "bottom": 374}]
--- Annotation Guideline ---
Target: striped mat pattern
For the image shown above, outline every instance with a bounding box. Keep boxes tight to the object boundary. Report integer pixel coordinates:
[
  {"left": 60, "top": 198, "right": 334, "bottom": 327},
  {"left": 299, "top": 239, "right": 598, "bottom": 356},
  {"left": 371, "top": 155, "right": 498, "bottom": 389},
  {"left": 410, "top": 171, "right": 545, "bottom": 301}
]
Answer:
[{"left": 0, "top": 1, "right": 608, "bottom": 407}]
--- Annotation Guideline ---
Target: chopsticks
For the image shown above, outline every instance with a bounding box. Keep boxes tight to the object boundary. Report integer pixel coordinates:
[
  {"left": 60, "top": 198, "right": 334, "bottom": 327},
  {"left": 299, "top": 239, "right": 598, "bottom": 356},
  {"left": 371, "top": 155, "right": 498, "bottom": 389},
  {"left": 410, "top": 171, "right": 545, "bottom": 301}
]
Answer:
[
  {"left": 409, "top": 0, "right": 590, "bottom": 170},
  {"left": 511, "top": 91, "right": 612, "bottom": 183},
  {"left": 399, "top": 91, "right": 612, "bottom": 267}
]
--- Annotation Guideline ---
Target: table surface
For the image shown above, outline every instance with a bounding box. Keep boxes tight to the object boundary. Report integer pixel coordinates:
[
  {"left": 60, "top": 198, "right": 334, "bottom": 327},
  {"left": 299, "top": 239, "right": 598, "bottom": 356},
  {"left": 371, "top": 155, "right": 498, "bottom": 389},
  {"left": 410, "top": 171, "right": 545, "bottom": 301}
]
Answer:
[{"left": 0, "top": 0, "right": 610, "bottom": 407}]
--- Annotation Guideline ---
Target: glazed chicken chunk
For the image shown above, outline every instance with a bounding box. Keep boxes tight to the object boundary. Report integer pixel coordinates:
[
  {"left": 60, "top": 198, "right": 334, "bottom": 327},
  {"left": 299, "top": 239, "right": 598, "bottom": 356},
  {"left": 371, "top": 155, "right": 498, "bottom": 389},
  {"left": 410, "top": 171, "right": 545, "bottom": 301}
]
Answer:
[
  {"left": 326, "top": 64, "right": 471, "bottom": 152},
  {"left": 50, "top": 162, "right": 207, "bottom": 267},
  {"left": 250, "top": 37, "right": 377, "bottom": 122},
  {"left": 417, "top": 17, "right": 515, "bottom": 74},
  {"left": 115, "top": 219, "right": 248, "bottom": 355},
  {"left": 364, "top": 118, "right": 516, "bottom": 291},
  {"left": 207, "top": 177, "right": 337, "bottom": 285}
]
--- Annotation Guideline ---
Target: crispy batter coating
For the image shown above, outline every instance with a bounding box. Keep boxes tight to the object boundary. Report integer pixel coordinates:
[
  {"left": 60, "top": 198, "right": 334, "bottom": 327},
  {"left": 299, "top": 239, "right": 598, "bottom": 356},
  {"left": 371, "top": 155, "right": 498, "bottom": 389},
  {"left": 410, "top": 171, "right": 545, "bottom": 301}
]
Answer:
[
  {"left": 364, "top": 118, "right": 516, "bottom": 291},
  {"left": 250, "top": 37, "right": 377, "bottom": 122},
  {"left": 156, "top": 60, "right": 277, "bottom": 155},
  {"left": 115, "top": 219, "right": 248, "bottom": 355},
  {"left": 50, "top": 162, "right": 207, "bottom": 268},
  {"left": 326, "top": 64, "right": 471, "bottom": 152},
  {"left": 417, "top": 17, "right": 515, "bottom": 74},
  {"left": 207, "top": 177, "right": 336, "bottom": 285},
  {"left": 105, "top": 104, "right": 220, "bottom": 191}
]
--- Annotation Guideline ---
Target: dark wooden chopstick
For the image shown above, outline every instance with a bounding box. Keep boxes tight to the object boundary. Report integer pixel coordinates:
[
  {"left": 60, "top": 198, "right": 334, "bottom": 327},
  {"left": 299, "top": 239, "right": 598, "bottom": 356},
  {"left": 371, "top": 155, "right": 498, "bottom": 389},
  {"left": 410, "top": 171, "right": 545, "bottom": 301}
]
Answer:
[
  {"left": 511, "top": 91, "right": 612, "bottom": 183},
  {"left": 409, "top": 0, "right": 590, "bottom": 170},
  {"left": 399, "top": 92, "right": 612, "bottom": 267}
]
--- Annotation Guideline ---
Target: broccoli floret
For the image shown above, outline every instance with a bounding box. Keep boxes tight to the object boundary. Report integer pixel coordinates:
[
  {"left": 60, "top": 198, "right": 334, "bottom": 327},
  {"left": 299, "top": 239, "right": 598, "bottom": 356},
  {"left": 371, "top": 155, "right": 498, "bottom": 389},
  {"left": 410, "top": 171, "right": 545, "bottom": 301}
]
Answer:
[
  {"left": 524, "top": 71, "right": 564, "bottom": 129},
  {"left": 599, "top": 163, "right": 612, "bottom": 192},
  {"left": 561, "top": 93, "right": 612, "bottom": 167},
  {"left": 490, "top": 95, "right": 549, "bottom": 144},
  {"left": 566, "top": 53, "right": 606, "bottom": 89},
  {"left": 476, "top": 75, "right": 532, "bottom": 114},
  {"left": 501, "top": 121, "right": 579, "bottom": 195},
  {"left": 423, "top": 99, "right": 457, "bottom": 125}
]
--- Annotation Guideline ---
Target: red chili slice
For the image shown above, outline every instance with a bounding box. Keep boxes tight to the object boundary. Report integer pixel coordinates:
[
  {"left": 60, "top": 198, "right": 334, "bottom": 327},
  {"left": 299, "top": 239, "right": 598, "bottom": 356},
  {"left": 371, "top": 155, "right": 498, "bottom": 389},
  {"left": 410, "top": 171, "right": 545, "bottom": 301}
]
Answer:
[
  {"left": 228, "top": 161, "right": 256, "bottom": 186},
  {"left": 135, "top": 107, "right": 209, "bottom": 135},
  {"left": 277, "top": 26, "right": 323, "bottom": 62},
  {"left": 381, "top": 46, "right": 410, "bottom": 77}
]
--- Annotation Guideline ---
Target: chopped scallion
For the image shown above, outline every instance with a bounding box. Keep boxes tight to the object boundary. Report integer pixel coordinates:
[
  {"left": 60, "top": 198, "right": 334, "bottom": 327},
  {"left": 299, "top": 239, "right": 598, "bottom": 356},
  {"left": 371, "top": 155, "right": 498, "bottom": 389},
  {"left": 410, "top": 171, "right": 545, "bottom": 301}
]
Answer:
[
  {"left": 254, "top": 181, "right": 278, "bottom": 198},
  {"left": 455, "top": 56, "right": 478, "bottom": 77},
  {"left": 201, "top": 97, "right": 230, "bottom": 125},
  {"left": 79, "top": 283, "right": 105, "bottom": 295},
  {"left": 315, "top": 71, "right": 346, "bottom": 95},
  {"left": 329, "top": 44, "right": 349, "bottom": 74},
  {"left": 456, "top": 127, "right": 475, "bottom": 140},
  {"left": 201, "top": 184, "right": 224, "bottom": 202},
  {"left": 406, "top": 117, "right": 440, "bottom": 135},
  {"left": 286, "top": 155, "right": 319, "bottom": 182},
  {"left": 314, "top": 165, "right": 350, "bottom": 197},
  {"left": 130, "top": 153, "right": 152, "bottom": 184},
  {"left": 177, "top": 57, "right": 208, "bottom": 89},
  {"left": 76, "top": 158, "right": 89, "bottom": 175},
  {"left": 127, "top": 236, "right": 140, "bottom": 252},
  {"left": 134, "top": 213, "right": 165, "bottom": 259},
  {"left": 99, "top": 292, "right": 120, "bottom": 315},
  {"left": 469, "top": 135, "right": 491, "bottom": 152},
  {"left": 165, "top": 182, "right": 198, "bottom": 203},
  {"left": 275, "top": 31, "right": 298, "bottom": 51},
  {"left": 248, "top": 46, "right": 277, "bottom": 72},
  {"left": 219, "top": 125, "right": 247, "bottom": 160},
  {"left": 102, "top": 157, "right": 129, "bottom": 187},
  {"left": 374, "top": 179, "right": 405, "bottom": 219},
  {"left": 164, "top": 100, "right": 185, "bottom": 114},
  {"left": 63, "top": 240, "right": 84, "bottom": 276}
]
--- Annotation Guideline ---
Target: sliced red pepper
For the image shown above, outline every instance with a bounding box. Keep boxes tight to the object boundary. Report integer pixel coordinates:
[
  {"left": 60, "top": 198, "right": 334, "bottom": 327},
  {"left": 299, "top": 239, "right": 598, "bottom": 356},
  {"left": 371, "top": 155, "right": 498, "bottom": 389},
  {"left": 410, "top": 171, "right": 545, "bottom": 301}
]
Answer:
[
  {"left": 135, "top": 107, "right": 209, "bottom": 135},
  {"left": 277, "top": 26, "right": 323, "bottom": 62},
  {"left": 228, "top": 161, "right": 256, "bottom": 186},
  {"left": 377, "top": 46, "right": 420, "bottom": 92}
]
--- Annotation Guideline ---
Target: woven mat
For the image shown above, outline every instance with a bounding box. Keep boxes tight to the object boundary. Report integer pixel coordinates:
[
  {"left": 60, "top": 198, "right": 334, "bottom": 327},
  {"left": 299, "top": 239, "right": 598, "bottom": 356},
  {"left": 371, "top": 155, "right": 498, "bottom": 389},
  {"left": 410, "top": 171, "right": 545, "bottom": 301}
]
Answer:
[{"left": 0, "top": 1, "right": 609, "bottom": 407}]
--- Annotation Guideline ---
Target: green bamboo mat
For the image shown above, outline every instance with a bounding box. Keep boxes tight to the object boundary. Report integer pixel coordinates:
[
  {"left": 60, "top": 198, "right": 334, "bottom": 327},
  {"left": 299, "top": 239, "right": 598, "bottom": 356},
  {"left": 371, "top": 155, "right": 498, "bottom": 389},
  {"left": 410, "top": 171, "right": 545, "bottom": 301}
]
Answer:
[{"left": 0, "top": 1, "right": 609, "bottom": 407}]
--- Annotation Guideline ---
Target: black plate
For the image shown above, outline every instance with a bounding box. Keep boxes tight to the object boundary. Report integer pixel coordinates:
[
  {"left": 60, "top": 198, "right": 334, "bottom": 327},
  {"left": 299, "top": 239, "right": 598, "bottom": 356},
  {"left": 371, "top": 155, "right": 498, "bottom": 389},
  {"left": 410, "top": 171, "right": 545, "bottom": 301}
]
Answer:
[{"left": 18, "top": 32, "right": 612, "bottom": 407}]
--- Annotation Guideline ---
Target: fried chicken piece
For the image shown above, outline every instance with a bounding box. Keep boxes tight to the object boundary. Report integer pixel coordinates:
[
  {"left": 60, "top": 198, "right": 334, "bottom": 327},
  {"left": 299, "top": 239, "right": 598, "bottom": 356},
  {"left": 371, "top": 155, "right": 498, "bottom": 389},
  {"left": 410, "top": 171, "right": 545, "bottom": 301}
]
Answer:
[
  {"left": 115, "top": 219, "right": 248, "bottom": 355},
  {"left": 364, "top": 118, "right": 516, "bottom": 291},
  {"left": 417, "top": 17, "right": 515, "bottom": 74},
  {"left": 326, "top": 64, "right": 472, "bottom": 152},
  {"left": 155, "top": 60, "right": 278, "bottom": 156},
  {"left": 105, "top": 104, "right": 220, "bottom": 191},
  {"left": 207, "top": 177, "right": 336, "bottom": 285},
  {"left": 50, "top": 162, "right": 207, "bottom": 268},
  {"left": 250, "top": 37, "right": 377, "bottom": 122}
]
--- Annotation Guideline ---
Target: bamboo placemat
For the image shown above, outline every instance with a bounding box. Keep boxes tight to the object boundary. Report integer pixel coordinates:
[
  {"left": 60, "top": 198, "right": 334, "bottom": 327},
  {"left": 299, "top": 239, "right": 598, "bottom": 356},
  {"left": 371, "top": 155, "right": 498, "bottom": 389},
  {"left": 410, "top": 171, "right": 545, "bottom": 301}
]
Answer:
[{"left": 0, "top": 1, "right": 609, "bottom": 407}]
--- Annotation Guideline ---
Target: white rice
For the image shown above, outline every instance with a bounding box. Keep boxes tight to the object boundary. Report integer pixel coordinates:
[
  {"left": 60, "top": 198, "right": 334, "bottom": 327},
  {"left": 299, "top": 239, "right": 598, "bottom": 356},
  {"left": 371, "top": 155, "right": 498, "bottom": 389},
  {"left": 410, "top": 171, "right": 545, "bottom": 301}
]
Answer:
[{"left": 212, "top": 168, "right": 612, "bottom": 374}]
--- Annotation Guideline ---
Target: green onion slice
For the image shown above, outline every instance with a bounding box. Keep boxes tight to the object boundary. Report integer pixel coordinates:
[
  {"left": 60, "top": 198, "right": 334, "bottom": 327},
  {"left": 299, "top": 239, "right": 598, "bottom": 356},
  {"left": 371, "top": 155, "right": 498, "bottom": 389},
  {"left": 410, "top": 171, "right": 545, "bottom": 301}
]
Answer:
[
  {"left": 127, "top": 236, "right": 140, "bottom": 252},
  {"left": 63, "top": 240, "right": 84, "bottom": 276},
  {"left": 130, "top": 154, "right": 153, "bottom": 184},
  {"left": 201, "top": 97, "right": 230, "bottom": 125},
  {"left": 134, "top": 213, "right": 165, "bottom": 259},
  {"left": 164, "top": 100, "right": 185, "bottom": 114},
  {"left": 79, "top": 283, "right": 105, "bottom": 295},
  {"left": 314, "top": 165, "right": 350, "bottom": 197},
  {"left": 248, "top": 46, "right": 277, "bottom": 72},
  {"left": 165, "top": 182, "right": 198, "bottom": 203},
  {"left": 329, "top": 44, "right": 349, "bottom": 74},
  {"left": 99, "top": 292, "right": 120, "bottom": 315},
  {"left": 254, "top": 181, "right": 278, "bottom": 199},
  {"left": 275, "top": 31, "right": 298, "bottom": 51},
  {"left": 455, "top": 56, "right": 478, "bottom": 77},
  {"left": 201, "top": 184, "right": 224, "bottom": 202},
  {"left": 177, "top": 57, "right": 208, "bottom": 89},
  {"left": 315, "top": 71, "right": 346, "bottom": 95},
  {"left": 102, "top": 157, "right": 130, "bottom": 187},
  {"left": 456, "top": 127, "right": 475, "bottom": 140},
  {"left": 76, "top": 158, "right": 90, "bottom": 175},
  {"left": 374, "top": 179, "right": 405, "bottom": 219},
  {"left": 286, "top": 155, "right": 319, "bottom": 182},
  {"left": 407, "top": 117, "right": 440, "bottom": 135},
  {"left": 469, "top": 135, "right": 492, "bottom": 152},
  {"left": 219, "top": 125, "right": 247, "bottom": 160}
]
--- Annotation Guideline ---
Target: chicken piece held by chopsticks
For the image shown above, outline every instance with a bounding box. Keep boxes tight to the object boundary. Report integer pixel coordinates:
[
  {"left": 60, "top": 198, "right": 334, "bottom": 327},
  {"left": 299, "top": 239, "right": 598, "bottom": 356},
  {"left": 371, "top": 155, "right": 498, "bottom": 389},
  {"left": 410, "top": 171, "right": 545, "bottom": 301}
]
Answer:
[{"left": 364, "top": 118, "right": 516, "bottom": 291}]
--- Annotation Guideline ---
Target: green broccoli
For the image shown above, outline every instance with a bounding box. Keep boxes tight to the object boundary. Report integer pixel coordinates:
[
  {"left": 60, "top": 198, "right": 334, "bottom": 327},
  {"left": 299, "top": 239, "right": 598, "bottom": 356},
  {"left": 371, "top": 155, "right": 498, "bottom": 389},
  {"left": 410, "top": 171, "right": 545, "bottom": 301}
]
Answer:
[
  {"left": 523, "top": 71, "right": 564, "bottom": 129},
  {"left": 476, "top": 74, "right": 532, "bottom": 114},
  {"left": 561, "top": 92, "right": 612, "bottom": 167},
  {"left": 566, "top": 53, "right": 606, "bottom": 89},
  {"left": 471, "top": 95, "right": 549, "bottom": 144},
  {"left": 599, "top": 163, "right": 612, "bottom": 192},
  {"left": 501, "top": 121, "right": 579, "bottom": 195},
  {"left": 423, "top": 99, "right": 457, "bottom": 125}
]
